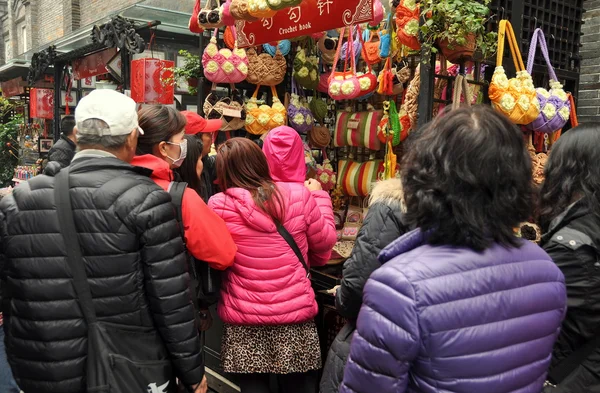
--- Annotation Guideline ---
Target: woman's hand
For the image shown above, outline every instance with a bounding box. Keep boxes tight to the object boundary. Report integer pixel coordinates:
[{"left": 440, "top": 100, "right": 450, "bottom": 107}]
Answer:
[
  {"left": 304, "top": 179, "right": 322, "bottom": 192},
  {"left": 192, "top": 376, "right": 208, "bottom": 393}
]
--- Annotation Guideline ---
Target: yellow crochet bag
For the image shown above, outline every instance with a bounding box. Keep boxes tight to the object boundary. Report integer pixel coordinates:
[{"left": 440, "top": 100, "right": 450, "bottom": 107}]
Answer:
[
  {"left": 245, "top": 86, "right": 287, "bottom": 135},
  {"left": 488, "top": 20, "right": 540, "bottom": 125}
]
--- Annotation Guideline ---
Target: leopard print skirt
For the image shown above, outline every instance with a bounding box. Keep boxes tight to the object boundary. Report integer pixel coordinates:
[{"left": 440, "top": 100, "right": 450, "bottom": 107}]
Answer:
[{"left": 221, "top": 321, "right": 322, "bottom": 374}]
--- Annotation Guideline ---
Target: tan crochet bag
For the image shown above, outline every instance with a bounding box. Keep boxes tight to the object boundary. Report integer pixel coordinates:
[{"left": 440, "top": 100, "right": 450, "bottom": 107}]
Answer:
[
  {"left": 246, "top": 47, "right": 287, "bottom": 86},
  {"left": 229, "top": 0, "right": 258, "bottom": 21}
]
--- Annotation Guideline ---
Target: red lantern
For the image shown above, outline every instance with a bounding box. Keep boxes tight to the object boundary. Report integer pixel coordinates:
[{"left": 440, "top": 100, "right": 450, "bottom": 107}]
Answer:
[
  {"left": 130, "top": 58, "right": 175, "bottom": 105},
  {"left": 30, "top": 88, "right": 54, "bottom": 119}
]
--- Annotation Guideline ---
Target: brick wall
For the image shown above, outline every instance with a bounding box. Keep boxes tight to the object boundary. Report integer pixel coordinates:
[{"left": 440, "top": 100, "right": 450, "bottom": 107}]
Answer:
[
  {"left": 38, "top": 0, "right": 64, "bottom": 47},
  {"left": 578, "top": 0, "right": 600, "bottom": 122},
  {"left": 79, "top": 0, "right": 140, "bottom": 27}
]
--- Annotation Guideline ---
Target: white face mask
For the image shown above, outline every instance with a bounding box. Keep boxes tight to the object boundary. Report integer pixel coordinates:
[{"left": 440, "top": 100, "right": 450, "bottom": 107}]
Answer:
[{"left": 166, "top": 139, "right": 188, "bottom": 168}]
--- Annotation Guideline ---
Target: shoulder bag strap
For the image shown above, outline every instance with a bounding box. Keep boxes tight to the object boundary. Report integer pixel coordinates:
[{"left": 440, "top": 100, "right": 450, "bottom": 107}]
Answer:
[
  {"left": 168, "top": 181, "right": 188, "bottom": 241},
  {"left": 275, "top": 222, "right": 311, "bottom": 278},
  {"left": 54, "top": 168, "right": 97, "bottom": 324},
  {"left": 569, "top": 93, "right": 578, "bottom": 127}
]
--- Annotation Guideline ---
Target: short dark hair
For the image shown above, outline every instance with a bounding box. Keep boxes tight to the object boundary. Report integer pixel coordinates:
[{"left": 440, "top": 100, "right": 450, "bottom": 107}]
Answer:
[
  {"left": 540, "top": 123, "right": 600, "bottom": 231},
  {"left": 61, "top": 115, "right": 76, "bottom": 137},
  {"left": 401, "top": 105, "right": 533, "bottom": 251},
  {"left": 136, "top": 105, "right": 187, "bottom": 155}
]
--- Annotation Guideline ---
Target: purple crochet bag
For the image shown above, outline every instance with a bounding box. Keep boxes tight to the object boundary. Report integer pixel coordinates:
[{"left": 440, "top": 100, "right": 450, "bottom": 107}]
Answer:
[
  {"left": 525, "top": 28, "right": 570, "bottom": 134},
  {"left": 287, "top": 78, "right": 314, "bottom": 134},
  {"left": 341, "top": 27, "right": 361, "bottom": 62}
]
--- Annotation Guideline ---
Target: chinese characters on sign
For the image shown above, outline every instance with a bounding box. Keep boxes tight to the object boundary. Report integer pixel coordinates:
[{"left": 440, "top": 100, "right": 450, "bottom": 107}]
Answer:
[
  {"left": 72, "top": 48, "right": 117, "bottom": 80},
  {"left": 236, "top": 0, "right": 374, "bottom": 48}
]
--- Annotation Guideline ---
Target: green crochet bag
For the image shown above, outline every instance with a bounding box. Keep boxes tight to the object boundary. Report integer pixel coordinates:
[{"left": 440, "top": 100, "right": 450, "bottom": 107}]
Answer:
[{"left": 309, "top": 94, "right": 328, "bottom": 124}]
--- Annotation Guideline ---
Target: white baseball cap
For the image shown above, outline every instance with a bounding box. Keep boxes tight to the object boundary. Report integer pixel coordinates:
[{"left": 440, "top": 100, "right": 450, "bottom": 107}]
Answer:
[{"left": 75, "top": 89, "right": 144, "bottom": 136}]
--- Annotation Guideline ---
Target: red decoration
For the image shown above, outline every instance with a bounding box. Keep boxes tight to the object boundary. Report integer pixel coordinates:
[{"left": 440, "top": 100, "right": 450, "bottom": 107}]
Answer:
[
  {"left": 30, "top": 88, "right": 54, "bottom": 119},
  {"left": 235, "top": 0, "right": 374, "bottom": 48},
  {"left": 130, "top": 58, "right": 175, "bottom": 105},
  {"left": 1, "top": 77, "right": 25, "bottom": 98},
  {"left": 72, "top": 48, "right": 117, "bottom": 80}
]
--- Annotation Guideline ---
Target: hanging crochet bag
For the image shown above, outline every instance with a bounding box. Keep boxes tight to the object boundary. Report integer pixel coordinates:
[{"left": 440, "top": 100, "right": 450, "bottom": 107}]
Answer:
[
  {"left": 489, "top": 20, "right": 540, "bottom": 125},
  {"left": 204, "top": 84, "right": 246, "bottom": 132},
  {"left": 328, "top": 27, "right": 361, "bottom": 101},
  {"left": 451, "top": 74, "right": 473, "bottom": 110},
  {"left": 318, "top": 34, "right": 338, "bottom": 65},
  {"left": 248, "top": 0, "right": 277, "bottom": 19},
  {"left": 189, "top": 0, "right": 204, "bottom": 33},
  {"left": 334, "top": 108, "right": 383, "bottom": 150},
  {"left": 395, "top": 0, "right": 420, "bottom": 51},
  {"left": 263, "top": 40, "right": 292, "bottom": 56},
  {"left": 287, "top": 78, "right": 314, "bottom": 134},
  {"left": 202, "top": 29, "right": 248, "bottom": 84},
  {"left": 337, "top": 160, "right": 384, "bottom": 197},
  {"left": 308, "top": 126, "right": 331, "bottom": 148},
  {"left": 246, "top": 46, "right": 287, "bottom": 86},
  {"left": 525, "top": 28, "right": 570, "bottom": 134},
  {"left": 309, "top": 95, "right": 328, "bottom": 124},
  {"left": 245, "top": 86, "right": 287, "bottom": 135},
  {"left": 316, "top": 155, "right": 336, "bottom": 192},
  {"left": 230, "top": 0, "right": 258, "bottom": 22},
  {"left": 361, "top": 28, "right": 382, "bottom": 65},
  {"left": 198, "top": 0, "right": 224, "bottom": 29},
  {"left": 293, "top": 45, "right": 319, "bottom": 90},
  {"left": 266, "top": 0, "right": 301, "bottom": 11},
  {"left": 222, "top": 0, "right": 236, "bottom": 26}
]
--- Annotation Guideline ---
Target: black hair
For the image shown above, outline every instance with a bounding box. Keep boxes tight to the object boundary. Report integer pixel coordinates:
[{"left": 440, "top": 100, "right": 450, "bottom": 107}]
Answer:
[
  {"left": 401, "top": 105, "right": 533, "bottom": 251},
  {"left": 61, "top": 115, "right": 76, "bottom": 137},
  {"left": 175, "top": 135, "right": 204, "bottom": 198},
  {"left": 136, "top": 105, "right": 187, "bottom": 155},
  {"left": 540, "top": 123, "right": 600, "bottom": 231}
]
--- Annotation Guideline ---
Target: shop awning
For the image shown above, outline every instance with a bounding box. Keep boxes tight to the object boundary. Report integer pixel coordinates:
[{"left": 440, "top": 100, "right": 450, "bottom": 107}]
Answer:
[{"left": 0, "top": 60, "right": 31, "bottom": 82}]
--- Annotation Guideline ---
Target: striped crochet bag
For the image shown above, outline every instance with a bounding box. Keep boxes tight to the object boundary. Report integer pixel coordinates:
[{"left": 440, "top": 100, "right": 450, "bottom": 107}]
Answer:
[
  {"left": 337, "top": 159, "right": 383, "bottom": 196},
  {"left": 334, "top": 110, "right": 382, "bottom": 150}
]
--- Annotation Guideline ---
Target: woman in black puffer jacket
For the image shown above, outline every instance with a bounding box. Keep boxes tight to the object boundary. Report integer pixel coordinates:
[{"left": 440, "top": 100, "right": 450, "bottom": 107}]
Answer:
[{"left": 320, "top": 178, "right": 409, "bottom": 393}]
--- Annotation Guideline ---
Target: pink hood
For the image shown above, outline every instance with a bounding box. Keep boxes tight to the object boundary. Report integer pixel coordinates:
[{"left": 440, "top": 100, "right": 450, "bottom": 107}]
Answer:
[
  {"left": 208, "top": 182, "right": 337, "bottom": 326},
  {"left": 263, "top": 126, "right": 306, "bottom": 183}
]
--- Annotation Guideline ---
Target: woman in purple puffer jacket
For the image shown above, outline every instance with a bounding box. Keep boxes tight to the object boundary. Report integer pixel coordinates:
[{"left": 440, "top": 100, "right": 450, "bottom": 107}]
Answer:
[{"left": 341, "top": 106, "right": 567, "bottom": 393}]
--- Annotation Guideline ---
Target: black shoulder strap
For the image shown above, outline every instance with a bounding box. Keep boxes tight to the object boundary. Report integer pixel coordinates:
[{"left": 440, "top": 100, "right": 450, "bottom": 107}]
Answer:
[
  {"left": 548, "top": 334, "right": 600, "bottom": 385},
  {"left": 168, "top": 181, "right": 188, "bottom": 241},
  {"left": 276, "top": 222, "right": 311, "bottom": 278},
  {"left": 54, "top": 168, "right": 97, "bottom": 324}
]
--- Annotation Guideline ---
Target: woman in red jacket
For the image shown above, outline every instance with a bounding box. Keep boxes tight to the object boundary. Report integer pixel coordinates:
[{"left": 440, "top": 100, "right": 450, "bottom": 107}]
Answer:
[{"left": 131, "top": 105, "right": 236, "bottom": 271}]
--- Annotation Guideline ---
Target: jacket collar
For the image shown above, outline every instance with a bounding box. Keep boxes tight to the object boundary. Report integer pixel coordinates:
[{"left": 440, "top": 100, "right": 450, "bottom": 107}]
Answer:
[
  {"left": 65, "top": 156, "right": 153, "bottom": 177},
  {"left": 542, "top": 199, "right": 590, "bottom": 243},
  {"left": 379, "top": 228, "right": 428, "bottom": 263},
  {"left": 60, "top": 134, "right": 76, "bottom": 149}
]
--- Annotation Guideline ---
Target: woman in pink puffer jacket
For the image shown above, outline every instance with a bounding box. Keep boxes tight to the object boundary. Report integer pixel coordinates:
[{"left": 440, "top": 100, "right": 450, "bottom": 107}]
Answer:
[{"left": 208, "top": 137, "right": 336, "bottom": 393}]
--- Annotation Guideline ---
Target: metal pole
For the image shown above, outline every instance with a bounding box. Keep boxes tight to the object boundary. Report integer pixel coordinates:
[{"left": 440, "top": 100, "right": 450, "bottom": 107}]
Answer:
[
  {"left": 417, "top": 52, "right": 435, "bottom": 128},
  {"left": 53, "top": 63, "right": 63, "bottom": 141},
  {"left": 121, "top": 49, "right": 131, "bottom": 90},
  {"left": 197, "top": 33, "right": 205, "bottom": 115}
]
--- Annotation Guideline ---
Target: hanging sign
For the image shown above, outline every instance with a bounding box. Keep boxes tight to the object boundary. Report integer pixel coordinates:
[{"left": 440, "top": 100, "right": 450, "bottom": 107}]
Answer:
[
  {"left": 30, "top": 88, "right": 54, "bottom": 119},
  {"left": 72, "top": 48, "right": 117, "bottom": 80},
  {"left": 1, "top": 77, "right": 25, "bottom": 98},
  {"left": 235, "top": 0, "right": 374, "bottom": 48}
]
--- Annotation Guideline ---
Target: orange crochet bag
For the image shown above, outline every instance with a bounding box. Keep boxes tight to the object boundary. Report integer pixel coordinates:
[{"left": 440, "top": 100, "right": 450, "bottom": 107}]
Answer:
[
  {"left": 395, "top": 0, "right": 420, "bottom": 51},
  {"left": 361, "top": 30, "right": 381, "bottom": 65},
  {"left": 488, "top": 20, "right": 540, "bottom": 125},
  {"left": 245, "top": 86, "right": 287, "bottom": 135}
]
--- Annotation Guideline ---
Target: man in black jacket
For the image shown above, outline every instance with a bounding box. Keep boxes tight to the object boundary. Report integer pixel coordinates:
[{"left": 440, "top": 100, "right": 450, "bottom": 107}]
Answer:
[
  {"left": 0, "top": 90, "right": 207, "bottom": 393},
  {"left": 47, "top": 115, "right": 77, "bottom": 167}
]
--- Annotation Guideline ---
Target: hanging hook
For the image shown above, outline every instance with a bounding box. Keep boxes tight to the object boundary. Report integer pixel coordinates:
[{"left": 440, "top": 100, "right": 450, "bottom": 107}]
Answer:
[
  {"left": 499, "top": 7, "right": 505, "bottom": 20},
  {"left": 533, "top": 16, "right": 538, "bottom": 31}
]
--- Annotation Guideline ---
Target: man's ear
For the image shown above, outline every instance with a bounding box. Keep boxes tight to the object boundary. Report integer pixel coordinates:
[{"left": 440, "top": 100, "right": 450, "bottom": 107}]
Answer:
[{"left": 72, "top": 126, "right": 78, "bottom": 139}]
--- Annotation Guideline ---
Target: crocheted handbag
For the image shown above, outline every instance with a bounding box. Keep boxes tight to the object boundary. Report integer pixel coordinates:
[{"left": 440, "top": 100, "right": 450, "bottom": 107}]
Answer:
[
  {"left": 308, "top": 126, "right": 331, "bottom": 148},
  {"left": 361, "top": 29, "right": 382, "bottom": 65},
  {"left": 248, "top": 0, "right": 277, "bottom": 19},
  {"left": 287, "top": 78, "right": 314, "bottom": 134},
  {"left": 202, "top": 29, "right": 249, "bottom": 84},
  {"left": 189, "top": 0, "right": 204, "bottom": 34},
  {"left": 294, "top": 45, "right": 319, "bottom": 91},
  {"left": 263, "top": 40, "right": 291, "bottom": 56},
  {"left": 229, "top": 0, "right": 258, "bottom": 22},
  {"left": 395, "top": 0, "right": 420, "bottom": 50},
  {"left": 203, "top": 84, "right": 246, "bottom": 132},
  {"left": 318, "top": 34, "right": 337, "bottom": 65},
  {"left": 266, "top": 0, "right": 301, "bottom": 12},
  {"left": 245, "top": 86, "right": 287, "bottom": 135},
  {"left": 328, "top": 27, "right": 361, "bottom": 101},
  {"left": 525, "top": 28, "right": 570, "bottom": 134},
  {"left": 337, "top": 160, "right": 384, "bottom": 197},
  {"left": 308, "top": 94, "right": 328, "bottom": 124},
  {"left": 246, "top": 46, "right": 287, "bottom": 86},
  {"left": 451, "top": 74, "right": 473, "bottom": 110},
  {"left": 488, "top": 20, "right": 540, "bottom": 125},
  {"left": 198, "top": 0, "right": 224, "bottom": 29},
  {"left": 334, "top": 108, "right": 383, "bottom": 150}
]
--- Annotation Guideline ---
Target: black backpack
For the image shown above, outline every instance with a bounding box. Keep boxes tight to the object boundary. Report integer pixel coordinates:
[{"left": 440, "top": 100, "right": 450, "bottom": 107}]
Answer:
[{"left": 168, "top": 181, "right": 221, "bottom": 307}]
